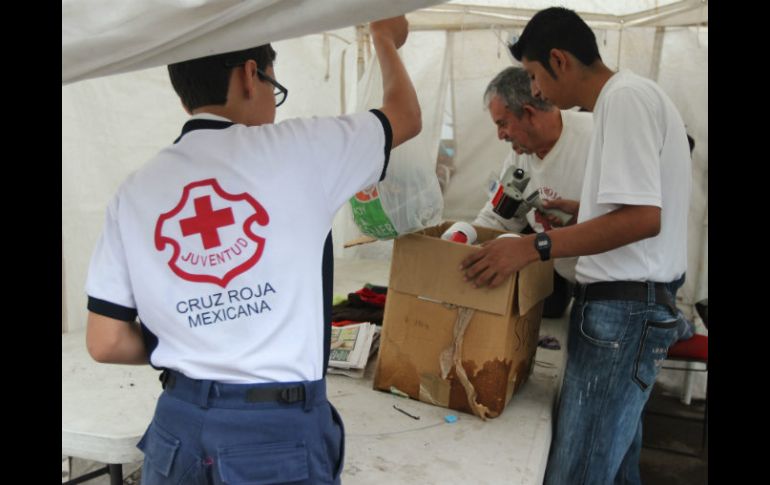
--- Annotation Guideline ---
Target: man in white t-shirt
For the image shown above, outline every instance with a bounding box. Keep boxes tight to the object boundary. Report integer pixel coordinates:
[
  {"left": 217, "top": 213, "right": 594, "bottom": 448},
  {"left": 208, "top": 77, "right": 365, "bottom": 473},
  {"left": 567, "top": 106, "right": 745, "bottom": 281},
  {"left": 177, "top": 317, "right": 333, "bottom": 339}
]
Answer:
[
  {"left": 84, "top": 16, "right": 421, "bottom": 485},
  {"left": 473, "top": 66, "right": 592, "bottom": 316},
  {"left": 461, "top": 8, "right": 691, "bottom": 485}
]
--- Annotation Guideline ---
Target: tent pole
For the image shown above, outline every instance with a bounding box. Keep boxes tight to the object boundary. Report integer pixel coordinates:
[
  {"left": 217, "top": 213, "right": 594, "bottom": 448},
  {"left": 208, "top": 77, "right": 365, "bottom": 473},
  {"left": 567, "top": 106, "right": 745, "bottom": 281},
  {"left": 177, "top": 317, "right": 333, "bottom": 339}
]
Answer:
[
  {"left": 339, "top": 49, "right": 347, "bottom": 115},
  {"left": 650, "top": 26, "right": 665, "bottom": 82},
  {"left": 356, "top": 24, "right": 365, "bottom": 82}
]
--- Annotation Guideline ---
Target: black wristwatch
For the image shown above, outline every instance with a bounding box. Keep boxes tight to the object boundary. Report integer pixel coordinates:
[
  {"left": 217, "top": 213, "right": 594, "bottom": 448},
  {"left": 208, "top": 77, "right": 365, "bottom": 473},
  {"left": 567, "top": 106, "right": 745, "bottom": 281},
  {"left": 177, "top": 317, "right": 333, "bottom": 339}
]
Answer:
[{"left": 534, "top": 232, "right": 552, "bottom": 261}]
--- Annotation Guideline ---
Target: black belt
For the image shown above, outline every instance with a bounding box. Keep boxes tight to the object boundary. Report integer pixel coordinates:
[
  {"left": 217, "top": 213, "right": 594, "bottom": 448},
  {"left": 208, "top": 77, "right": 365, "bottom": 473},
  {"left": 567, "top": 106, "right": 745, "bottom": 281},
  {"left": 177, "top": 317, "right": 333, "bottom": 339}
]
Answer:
[
  {"left": 574, "top": 281, "right": 678, "bottom": 315},
  {"left": 159, "top": 369, "right": 306, "bottom": 404}
]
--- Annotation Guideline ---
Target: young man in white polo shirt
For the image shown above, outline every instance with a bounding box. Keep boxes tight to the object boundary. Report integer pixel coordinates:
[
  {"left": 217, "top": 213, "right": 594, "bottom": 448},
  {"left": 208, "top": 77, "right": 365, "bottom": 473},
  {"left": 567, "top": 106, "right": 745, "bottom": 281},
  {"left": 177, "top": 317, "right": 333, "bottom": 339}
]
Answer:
[
  {"left": 84, "top": 16, "right": 421, "bottom": 484},
  {"left": 461, "top": 7, "right": 691, "bottom": 485}
]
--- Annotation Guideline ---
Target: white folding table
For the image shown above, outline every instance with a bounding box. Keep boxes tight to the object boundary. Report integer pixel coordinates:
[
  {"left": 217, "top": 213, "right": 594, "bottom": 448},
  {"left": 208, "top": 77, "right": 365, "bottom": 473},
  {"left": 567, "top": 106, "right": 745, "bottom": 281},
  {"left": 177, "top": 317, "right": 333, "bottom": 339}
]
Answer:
[{"left": 62, "top": 258, "right": 567, "bottom": 484}]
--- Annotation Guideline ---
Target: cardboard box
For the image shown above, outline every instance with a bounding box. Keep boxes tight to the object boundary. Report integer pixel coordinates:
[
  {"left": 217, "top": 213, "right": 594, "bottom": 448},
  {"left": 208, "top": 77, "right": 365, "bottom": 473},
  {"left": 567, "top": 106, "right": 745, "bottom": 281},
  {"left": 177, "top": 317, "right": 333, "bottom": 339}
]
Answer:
[{"left": 373, "top": 222, "right": 553, "bottom": 419}]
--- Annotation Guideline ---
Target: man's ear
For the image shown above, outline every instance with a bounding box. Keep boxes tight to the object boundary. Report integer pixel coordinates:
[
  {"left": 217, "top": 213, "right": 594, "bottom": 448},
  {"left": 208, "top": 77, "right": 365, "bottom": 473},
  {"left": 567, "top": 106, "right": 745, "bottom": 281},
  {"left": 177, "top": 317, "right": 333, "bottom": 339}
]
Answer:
[
  {"left": 522, "top": 104, "right": 537, "bottom": 121},
  {"left": 549, "top": 48, "right": 569, "bottom": 74},
  {"left": 241, "top": 59, "right": 259, "bottom": 99}
]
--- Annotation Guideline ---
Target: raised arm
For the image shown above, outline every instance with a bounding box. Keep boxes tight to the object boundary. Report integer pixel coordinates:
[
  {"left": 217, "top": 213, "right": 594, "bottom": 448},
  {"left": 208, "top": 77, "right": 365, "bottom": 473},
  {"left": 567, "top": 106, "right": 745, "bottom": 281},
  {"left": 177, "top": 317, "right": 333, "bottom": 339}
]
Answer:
[{"left": 369, "top": 16, "right": 422, "bottom": 148}]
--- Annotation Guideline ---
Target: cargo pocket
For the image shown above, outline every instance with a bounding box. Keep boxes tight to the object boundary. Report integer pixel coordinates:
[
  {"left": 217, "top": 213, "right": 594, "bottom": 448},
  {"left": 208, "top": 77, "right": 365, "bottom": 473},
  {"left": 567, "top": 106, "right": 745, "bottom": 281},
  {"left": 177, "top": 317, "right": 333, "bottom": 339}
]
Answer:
[
  {"left": 217, "top": 441, "right": 309, "bottom": 484},
  {"left": 137, "top": 422, "right": 200, "bottom": 485},
  {"left": 328, "top": 403, "right": 346, "bottom": 481},
  {"left": 633, "top": 317, "right": 678, "bottom": 391}
]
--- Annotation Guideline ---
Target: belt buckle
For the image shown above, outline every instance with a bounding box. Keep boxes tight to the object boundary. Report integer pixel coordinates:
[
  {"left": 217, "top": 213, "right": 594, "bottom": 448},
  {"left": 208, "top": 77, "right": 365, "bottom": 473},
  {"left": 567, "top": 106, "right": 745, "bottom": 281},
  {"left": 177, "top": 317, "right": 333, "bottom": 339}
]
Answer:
[
  {"left": 159, "top": 369, "right": 177, "bottom": 390},
  {"left": 279, "top": 387, "right": 303, "bottom": 404},
  {"left": 159, "top": 369, "right": 170, "bottom": 389}
]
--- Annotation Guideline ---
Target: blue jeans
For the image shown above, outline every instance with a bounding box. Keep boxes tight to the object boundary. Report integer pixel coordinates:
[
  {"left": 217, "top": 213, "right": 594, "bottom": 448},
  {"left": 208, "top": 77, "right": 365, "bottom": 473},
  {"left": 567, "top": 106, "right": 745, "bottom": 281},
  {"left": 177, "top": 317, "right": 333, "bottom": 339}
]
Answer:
[
  {"left": 138, "top": 375, "right": 345, "bottom": 485},
  {"left": 544, "top": 284, "right": 679, "bottom": 485},
  {"left": 668, "top": 274, "right": 695, "bottom": 341}
]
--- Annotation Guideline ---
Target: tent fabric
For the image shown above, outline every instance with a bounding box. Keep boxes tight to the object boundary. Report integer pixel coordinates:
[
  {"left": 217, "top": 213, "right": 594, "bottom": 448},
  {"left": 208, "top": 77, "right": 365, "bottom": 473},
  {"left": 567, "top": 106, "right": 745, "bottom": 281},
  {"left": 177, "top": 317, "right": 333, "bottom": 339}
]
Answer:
[
  {"left": 410, "top": 0, "right": 707, "bottom": 30},
  {"left": 62, "top": 1, "right": 707, "bottom": 85},
  {"left": 443, "top": 0, "right": 702, "bottom": 17},
  {"left": 62, "top": 0, "right": 446, "bottom": 84}
]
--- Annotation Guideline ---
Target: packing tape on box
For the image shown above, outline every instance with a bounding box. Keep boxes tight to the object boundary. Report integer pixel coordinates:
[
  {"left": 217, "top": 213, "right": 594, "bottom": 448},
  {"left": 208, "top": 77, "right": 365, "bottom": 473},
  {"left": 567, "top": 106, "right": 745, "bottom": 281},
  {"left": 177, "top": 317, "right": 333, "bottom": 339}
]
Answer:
[
  {"left": 439, "top": 306, "right": 498, "bottom": 421},
  {"left": 419, "top": 374, "right": 451, "bottom": 406}
]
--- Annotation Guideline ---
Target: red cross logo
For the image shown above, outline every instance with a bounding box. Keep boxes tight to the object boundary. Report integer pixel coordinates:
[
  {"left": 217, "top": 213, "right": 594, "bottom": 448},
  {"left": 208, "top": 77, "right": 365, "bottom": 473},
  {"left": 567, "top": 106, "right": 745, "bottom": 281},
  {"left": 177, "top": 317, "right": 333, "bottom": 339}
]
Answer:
[
  {"left": 180, "top": 196, "right": 235, "bottom": 249},
  {"left": 155, "top": 179, "right": 270, "bottom": 287}
]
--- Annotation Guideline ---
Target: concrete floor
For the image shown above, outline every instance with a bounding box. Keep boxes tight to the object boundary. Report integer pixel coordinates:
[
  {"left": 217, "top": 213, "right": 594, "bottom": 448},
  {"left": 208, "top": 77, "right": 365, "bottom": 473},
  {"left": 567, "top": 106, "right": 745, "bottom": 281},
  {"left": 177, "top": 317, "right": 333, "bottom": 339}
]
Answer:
[{"left": 640, "top": 386, "right": 708, "bottom": 485}]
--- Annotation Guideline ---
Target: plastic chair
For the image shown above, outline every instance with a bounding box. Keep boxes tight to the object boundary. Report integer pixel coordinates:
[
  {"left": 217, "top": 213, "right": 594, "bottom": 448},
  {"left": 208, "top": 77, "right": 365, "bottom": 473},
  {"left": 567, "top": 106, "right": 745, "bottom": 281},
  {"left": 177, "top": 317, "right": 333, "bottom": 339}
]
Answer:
[{"left": 644, "top": 330, "right": 708, "bottom": 457}]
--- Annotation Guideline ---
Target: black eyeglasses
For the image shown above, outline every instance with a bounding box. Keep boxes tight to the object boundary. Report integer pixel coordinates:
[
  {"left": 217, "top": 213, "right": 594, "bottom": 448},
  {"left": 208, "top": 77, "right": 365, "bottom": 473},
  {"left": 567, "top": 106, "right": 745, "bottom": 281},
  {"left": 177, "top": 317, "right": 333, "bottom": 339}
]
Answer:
[{"left": 224, "top": 61, "right": 288, "bottom": 107}]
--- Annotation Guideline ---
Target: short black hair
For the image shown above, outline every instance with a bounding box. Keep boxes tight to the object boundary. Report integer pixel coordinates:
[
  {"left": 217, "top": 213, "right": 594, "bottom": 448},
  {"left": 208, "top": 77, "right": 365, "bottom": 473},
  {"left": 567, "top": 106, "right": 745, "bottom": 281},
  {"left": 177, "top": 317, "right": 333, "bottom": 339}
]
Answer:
[
  {"left": 168, "top": 44, "right": 276, "bottom": 111},
  {"left": 510, "top": 7, "right": 601, "bottom": 79}
]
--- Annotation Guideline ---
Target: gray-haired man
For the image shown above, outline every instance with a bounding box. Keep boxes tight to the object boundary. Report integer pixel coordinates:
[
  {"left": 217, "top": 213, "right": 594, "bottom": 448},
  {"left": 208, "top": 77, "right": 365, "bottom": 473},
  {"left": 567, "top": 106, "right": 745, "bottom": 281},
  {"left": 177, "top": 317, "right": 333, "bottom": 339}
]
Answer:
[{"left": 473, "top": 66, "right": 592, "bottom": 314}]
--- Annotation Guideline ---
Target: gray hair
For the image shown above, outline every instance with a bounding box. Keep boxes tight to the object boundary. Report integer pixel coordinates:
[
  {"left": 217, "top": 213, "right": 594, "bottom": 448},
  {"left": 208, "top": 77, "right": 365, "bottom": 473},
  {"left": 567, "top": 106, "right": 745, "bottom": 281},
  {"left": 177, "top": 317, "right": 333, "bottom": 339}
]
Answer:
[{"left": 483, "top": 66, "right": 552, "bottom": 117}]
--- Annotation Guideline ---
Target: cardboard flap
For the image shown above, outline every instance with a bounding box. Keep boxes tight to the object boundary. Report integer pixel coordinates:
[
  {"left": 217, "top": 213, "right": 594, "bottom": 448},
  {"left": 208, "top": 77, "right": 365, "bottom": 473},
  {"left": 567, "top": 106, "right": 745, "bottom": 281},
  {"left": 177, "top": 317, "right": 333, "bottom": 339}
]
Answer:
[
  {"left": 389, "top": 233, "right": 516, "bottom": 315},
  {"left": 343, "top": 235, "right": 377, "bottom": 248},
  {"left": 516, "top": 260, "right": 553, "bottom": 315}
]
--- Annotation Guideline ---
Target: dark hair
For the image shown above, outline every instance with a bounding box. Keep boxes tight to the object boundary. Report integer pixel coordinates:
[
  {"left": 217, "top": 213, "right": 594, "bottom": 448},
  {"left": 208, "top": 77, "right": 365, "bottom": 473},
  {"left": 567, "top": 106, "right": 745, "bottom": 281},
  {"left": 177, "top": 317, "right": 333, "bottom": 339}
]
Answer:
[
  {"left": 510, "top": 7, "right": 601, "bottom": 79},
  {"left": 168, "top": 44, "right": 276, "bottom": 111},
  {"left": 686, "top": 134, "right": 695, "bottom": 154}
]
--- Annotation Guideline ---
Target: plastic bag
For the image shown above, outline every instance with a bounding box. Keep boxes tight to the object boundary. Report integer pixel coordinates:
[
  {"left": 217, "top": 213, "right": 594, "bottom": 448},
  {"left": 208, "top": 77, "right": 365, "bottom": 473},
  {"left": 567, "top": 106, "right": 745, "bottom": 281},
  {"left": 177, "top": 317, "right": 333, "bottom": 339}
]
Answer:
[{"left": 349, "top": 51, "right": 443, "bottom": 239}]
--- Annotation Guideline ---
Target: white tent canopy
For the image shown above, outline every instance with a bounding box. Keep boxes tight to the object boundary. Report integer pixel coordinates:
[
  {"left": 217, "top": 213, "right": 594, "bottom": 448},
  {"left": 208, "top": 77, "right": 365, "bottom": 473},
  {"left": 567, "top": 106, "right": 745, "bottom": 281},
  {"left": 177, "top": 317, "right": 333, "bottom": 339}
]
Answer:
[
  {"left": 62, "top": 1, "right": 707, "bottom": 84},
  {"left": 410, "top": 0, "right": 707, "bottom": 30},
  {"left": 62, "top": 0, "right": 707, "bottom": 358},
  {"left": 62, "top": 0, "right": 445, "bottom": 84}
]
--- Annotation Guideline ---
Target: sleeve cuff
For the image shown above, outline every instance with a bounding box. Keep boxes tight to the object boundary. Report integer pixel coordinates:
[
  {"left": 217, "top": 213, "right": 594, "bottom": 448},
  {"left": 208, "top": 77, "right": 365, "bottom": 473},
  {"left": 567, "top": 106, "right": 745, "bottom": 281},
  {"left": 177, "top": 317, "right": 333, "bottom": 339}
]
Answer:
[
  {"left": 368, "top": 109, "right": 393, "bottom": 181},
  {"left": 87, "top": 296, "right": 138, "bottom": 322},
  {"left": 597, "top": 192, "right": 662, "bottom": 207}
]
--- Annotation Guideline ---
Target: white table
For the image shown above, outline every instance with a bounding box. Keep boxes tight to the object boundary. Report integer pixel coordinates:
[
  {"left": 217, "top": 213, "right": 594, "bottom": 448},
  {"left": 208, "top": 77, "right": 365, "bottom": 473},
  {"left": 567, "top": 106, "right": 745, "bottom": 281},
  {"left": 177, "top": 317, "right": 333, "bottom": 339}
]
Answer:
[
  {"left": 62, "top": 330, "right": 160, "bottom": 484},
  {"left": 62, "top": 258, "right": 567, "bottom": 484}
]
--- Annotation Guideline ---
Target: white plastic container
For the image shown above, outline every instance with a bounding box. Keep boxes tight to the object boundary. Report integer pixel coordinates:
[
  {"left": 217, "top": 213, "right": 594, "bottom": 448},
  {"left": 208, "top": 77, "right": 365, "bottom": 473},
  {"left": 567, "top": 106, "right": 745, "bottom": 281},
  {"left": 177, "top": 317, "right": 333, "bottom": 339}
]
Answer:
[{"left": 441, "top": 222, "right": 477, "bottom": 244}]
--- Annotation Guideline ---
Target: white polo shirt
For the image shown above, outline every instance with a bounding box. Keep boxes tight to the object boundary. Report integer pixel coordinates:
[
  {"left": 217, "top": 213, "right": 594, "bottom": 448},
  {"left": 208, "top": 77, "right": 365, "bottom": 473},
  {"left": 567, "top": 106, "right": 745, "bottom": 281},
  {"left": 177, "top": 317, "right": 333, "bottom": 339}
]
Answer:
[
  {"left": 86, "top": 111, "right": 392, "bottom": 383},
  {"left": 575, "top": 70, "right": 691, "bottom": 283}
]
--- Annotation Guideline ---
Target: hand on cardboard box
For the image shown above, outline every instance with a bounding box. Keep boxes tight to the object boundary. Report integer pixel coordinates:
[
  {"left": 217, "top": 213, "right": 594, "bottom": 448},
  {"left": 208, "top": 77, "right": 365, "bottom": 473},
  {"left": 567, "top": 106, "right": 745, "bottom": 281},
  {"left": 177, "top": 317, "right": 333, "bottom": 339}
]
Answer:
[{"left": 460, "top": 234, "right": 538, "bottom": 289}]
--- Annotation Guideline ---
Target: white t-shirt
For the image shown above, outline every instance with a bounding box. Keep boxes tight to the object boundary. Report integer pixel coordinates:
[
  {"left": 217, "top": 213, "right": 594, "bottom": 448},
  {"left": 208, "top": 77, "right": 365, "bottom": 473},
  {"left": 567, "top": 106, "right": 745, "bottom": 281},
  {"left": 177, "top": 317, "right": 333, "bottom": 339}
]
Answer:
[
  {"left": 86, "top": 111, "right": 391, "bottom": 383},
  {"left": 575, "top": 70, "right": 691, "bottom": 283},
  {"left": 473, "top": 109, "right": 593, "bottom": 282}
]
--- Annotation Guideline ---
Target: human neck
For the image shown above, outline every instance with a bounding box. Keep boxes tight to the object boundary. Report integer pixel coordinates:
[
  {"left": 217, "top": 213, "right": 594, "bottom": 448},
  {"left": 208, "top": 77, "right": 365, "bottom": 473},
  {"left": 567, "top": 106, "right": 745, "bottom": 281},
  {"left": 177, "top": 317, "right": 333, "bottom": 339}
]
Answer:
[
  {"left": 575, "top": 62, "right": 615, "bottom": 112},
  {"left": 192, "top": 103, "right": 272, "bottom": 127},
  {"left": 533, "top": 109, "right": 563, "bottom": 159},
  {"left": 192, "top": 105, "right": 246, "bottom": 125}
]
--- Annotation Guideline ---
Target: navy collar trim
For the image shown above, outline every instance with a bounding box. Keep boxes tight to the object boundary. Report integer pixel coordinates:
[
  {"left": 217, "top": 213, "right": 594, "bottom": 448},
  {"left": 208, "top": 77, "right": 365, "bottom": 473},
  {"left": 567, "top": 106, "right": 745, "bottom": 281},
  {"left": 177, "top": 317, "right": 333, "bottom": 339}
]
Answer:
[{"left": 174, "top": 119, "right": 234, "bottom": 144}]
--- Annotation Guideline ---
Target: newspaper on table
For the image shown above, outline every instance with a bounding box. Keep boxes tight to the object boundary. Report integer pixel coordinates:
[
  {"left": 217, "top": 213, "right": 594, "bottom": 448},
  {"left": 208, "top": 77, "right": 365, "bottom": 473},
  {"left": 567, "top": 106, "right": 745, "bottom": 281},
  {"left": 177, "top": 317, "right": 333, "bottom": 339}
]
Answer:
[{"left": 327, "top": 322, "right": 381, "bottom": 378}]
